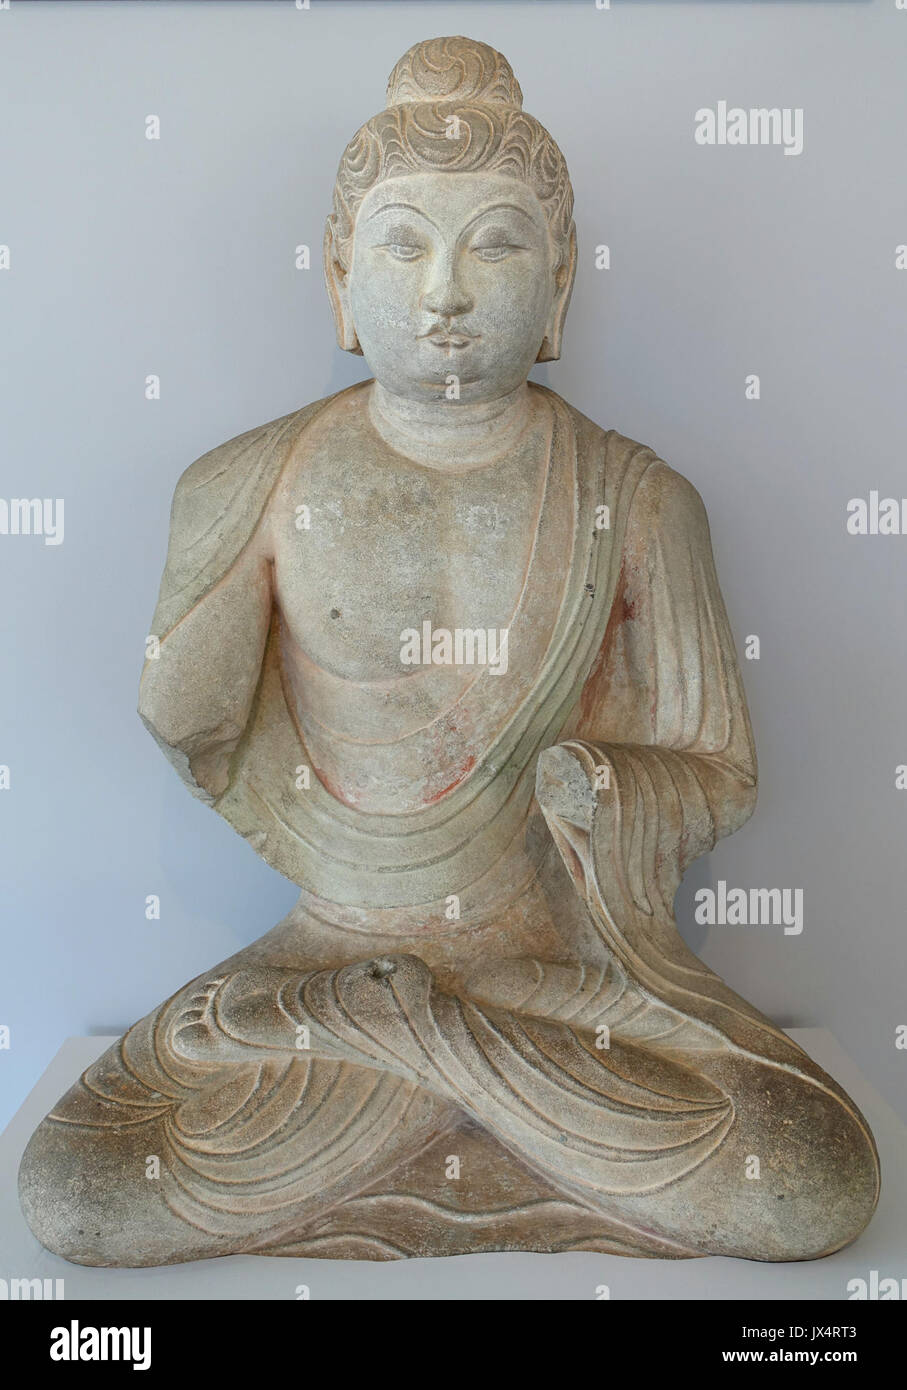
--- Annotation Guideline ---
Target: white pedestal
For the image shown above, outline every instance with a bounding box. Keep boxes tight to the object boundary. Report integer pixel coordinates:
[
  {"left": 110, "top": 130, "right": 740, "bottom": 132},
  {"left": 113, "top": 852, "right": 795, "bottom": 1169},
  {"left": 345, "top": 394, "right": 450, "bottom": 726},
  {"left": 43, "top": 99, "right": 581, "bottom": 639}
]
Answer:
[{"left": 1, "top": 1030, "right": 904, "bottom": 1300}]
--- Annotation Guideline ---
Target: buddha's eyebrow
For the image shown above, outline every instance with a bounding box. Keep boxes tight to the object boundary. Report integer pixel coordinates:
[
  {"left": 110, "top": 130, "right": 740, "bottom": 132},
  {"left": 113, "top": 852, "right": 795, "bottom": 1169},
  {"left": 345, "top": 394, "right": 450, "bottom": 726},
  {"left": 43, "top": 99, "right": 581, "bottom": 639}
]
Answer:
[
  {"left": 365, "top": 202, "right": 438, "bottom": 230},
  {"left": 462, "top": 203, "right": 537, "bottom": 234}
]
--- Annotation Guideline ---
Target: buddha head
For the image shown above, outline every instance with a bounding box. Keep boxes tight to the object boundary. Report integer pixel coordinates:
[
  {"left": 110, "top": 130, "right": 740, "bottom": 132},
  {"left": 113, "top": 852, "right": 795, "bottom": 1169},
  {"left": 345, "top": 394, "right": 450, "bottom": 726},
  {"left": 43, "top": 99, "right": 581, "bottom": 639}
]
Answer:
[{"left": 323, "top": 36, "right": 577, "bottom": 406}]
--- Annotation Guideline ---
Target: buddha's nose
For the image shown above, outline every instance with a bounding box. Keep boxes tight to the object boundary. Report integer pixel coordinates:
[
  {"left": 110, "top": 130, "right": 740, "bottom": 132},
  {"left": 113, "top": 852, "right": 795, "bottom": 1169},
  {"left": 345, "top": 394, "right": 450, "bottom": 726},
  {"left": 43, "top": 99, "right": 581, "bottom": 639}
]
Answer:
[{"left": 422, "top": 265, "right": 474, "bottom": 318}]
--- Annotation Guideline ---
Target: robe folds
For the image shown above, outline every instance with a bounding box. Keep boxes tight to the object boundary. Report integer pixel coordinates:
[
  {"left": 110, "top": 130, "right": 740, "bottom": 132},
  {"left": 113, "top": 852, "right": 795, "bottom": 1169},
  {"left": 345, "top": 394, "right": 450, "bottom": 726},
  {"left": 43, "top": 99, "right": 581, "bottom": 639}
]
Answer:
[
  {"left": 139, "top": 383, "right": 765, "bottom": 1034},
  {"left": 136, "top": 379, "right": 861, "bottom": 1077},
  {"left": 27, "top": 382, "right": 876, "bottom": 1264}
]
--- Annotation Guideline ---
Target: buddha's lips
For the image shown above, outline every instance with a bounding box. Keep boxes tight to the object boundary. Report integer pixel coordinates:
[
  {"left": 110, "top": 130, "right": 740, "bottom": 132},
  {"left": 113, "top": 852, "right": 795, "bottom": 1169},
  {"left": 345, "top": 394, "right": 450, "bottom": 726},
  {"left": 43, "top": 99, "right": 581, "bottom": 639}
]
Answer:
[{"left": 418, "top": 330, "right": 480, "bottom": 349}]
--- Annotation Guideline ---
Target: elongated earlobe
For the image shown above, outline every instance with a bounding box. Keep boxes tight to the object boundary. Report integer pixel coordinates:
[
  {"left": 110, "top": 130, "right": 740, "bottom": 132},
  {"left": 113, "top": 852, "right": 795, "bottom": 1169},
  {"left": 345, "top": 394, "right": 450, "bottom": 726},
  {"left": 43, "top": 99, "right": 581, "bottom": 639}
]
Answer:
[
  {"left": 536, "top": 221, "right": 578, "bottom": 363},
  {"left": 323, "top": 219, "right": 363, "bottom": 355}
]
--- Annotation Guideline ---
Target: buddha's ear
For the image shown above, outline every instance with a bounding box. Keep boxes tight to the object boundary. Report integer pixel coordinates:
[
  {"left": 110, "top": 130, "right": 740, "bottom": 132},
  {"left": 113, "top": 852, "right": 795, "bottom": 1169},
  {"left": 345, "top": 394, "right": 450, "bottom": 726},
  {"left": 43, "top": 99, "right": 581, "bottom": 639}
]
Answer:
[
  {"left": 323, "top": 218, "right": 363, "bottom": 355},
  {"left": 536, "top": 221, "right": 577, "bottom": 363}
]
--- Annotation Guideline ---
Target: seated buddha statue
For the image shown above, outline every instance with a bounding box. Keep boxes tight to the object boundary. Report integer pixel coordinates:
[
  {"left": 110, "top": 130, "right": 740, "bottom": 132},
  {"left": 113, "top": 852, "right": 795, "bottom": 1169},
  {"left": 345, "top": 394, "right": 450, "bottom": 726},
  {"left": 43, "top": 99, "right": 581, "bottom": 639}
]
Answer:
[{"left": 19, "top": 36, "right": 879, "bottom": 1268}]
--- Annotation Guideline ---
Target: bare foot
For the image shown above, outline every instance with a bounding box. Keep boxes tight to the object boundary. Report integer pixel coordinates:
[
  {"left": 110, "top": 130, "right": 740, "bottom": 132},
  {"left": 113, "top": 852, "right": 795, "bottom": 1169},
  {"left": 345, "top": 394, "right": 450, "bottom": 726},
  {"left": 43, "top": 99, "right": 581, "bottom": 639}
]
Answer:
[
  {"left": 167, "top": 962, "right": 434, "bottom": 1071},
  {"left": 168, "top": 970, "right": 319, "bottom": 1064},
  {"left": 169, "top": 976, "right": 236, "bottom": 1063}
]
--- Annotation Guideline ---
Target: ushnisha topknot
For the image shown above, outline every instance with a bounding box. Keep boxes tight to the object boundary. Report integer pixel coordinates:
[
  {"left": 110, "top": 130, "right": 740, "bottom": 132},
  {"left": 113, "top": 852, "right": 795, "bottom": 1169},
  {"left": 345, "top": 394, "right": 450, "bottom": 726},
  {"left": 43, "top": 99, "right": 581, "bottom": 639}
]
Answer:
[
  {"left": 385, "top": 35, "right": 524, "bottom": 109},
  {"left": 325, "top": 35, "right": 576, "bottom": 359}
]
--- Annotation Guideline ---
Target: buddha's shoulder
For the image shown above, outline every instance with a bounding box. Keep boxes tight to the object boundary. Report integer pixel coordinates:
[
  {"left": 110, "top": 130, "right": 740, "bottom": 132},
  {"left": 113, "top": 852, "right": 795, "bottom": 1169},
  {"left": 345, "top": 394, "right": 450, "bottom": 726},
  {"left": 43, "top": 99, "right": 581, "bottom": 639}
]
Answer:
[
  {"left": 171, "top": 391, "right": 343, "bottom": 503},
  {"left": 534, "top": 387, "right": 645, "bottom": 463},
  {"left": 536, "top": 387, "right": 709, "bottom": 523}
]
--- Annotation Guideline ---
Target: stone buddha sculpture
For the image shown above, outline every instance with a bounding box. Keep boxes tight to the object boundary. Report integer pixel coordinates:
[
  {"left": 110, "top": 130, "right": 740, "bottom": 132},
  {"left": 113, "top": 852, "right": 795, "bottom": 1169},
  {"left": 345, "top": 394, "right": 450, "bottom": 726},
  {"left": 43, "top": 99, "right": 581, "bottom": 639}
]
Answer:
[{"left": 20, "top": 36, "right": 878, "bottom": 1268}]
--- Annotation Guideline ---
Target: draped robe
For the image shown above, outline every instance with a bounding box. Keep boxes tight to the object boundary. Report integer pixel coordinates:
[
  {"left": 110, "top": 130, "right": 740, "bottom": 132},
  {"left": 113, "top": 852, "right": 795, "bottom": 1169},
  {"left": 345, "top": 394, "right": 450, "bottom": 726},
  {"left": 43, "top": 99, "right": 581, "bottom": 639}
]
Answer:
[{"left": 29, "top": 383, "right": 877, "bottom": 1263}]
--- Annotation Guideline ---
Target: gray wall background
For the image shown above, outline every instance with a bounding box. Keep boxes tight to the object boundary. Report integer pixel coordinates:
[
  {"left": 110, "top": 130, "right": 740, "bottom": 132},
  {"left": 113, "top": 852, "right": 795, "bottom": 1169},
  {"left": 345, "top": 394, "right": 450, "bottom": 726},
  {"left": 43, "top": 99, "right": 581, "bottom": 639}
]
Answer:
[{"left": 1, "top": 0, "right": 905, "bottom": 1141}]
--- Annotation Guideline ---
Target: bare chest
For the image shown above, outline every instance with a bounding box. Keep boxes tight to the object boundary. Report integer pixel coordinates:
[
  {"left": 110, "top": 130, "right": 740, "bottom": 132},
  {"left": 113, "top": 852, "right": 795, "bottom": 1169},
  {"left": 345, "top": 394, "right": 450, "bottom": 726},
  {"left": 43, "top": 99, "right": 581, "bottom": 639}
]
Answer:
[{"left": 269, "top": 435, "right": 546, "bottom": 681}]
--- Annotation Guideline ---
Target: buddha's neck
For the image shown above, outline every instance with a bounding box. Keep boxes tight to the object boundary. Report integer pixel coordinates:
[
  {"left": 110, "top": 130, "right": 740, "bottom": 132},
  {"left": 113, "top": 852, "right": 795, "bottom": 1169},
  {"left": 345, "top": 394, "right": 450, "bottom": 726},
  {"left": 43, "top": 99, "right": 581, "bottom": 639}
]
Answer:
[{"left": 368, "top": 380, "right": 532, "bottom": 470}]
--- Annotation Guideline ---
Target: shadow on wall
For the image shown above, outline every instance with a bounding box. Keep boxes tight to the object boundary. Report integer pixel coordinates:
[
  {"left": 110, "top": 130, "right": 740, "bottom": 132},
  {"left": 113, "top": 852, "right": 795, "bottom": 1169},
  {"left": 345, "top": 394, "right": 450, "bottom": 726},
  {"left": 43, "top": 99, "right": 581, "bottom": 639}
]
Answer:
[{"left": 675, "top": 854, "right": 713, "bottom": 958}]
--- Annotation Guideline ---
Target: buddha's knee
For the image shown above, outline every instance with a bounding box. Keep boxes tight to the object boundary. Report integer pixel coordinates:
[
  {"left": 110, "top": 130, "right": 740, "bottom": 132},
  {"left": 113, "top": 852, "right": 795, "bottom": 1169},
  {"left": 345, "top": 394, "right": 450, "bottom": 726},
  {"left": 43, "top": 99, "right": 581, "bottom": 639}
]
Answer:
[
  {"left": 693, "top": 1059, "right": 880, "bottom": 1262},
  {"left": 18, "top": 1109, "right": 230, "bottom": 1268}
]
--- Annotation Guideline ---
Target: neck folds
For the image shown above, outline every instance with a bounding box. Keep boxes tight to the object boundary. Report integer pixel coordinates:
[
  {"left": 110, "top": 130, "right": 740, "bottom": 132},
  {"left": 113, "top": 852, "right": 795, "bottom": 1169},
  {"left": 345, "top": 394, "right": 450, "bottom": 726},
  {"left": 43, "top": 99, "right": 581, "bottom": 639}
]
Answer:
[{"left": 368, "top": 380, "right": 532, "bottom": 469}]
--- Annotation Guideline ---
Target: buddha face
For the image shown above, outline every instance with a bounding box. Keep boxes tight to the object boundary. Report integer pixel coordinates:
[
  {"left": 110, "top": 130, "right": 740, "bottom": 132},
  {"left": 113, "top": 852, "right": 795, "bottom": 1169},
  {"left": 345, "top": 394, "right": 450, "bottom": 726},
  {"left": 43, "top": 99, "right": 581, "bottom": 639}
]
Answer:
[{"left": 333, "top": 171, "right": 572, "bottom": 405}]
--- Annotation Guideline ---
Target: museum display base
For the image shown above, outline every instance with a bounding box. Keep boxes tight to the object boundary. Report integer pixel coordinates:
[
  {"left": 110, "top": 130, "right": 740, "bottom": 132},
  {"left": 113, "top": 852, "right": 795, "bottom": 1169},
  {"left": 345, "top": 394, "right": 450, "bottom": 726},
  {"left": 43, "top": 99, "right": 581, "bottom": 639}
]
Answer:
[{"left": 1, "top": 1030, "right": 903, "bottom": 1301}]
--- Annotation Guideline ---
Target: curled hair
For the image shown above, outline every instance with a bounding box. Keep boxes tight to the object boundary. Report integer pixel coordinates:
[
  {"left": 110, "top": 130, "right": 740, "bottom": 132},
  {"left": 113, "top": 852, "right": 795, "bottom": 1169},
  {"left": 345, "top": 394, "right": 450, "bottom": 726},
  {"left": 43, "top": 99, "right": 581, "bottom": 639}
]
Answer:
[{"left": 327, "top": 37, "right": 575, "bottom": 275}]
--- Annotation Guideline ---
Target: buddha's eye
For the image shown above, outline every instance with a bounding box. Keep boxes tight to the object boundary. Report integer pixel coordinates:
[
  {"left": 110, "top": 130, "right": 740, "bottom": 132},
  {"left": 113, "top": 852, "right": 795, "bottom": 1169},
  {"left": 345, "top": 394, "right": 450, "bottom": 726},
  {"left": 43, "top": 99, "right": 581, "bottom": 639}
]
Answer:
[
  {"left": 471, "top": 244, "right": 519, "bottom": 263},
  {"left": 383, "top": 243, "right": 424, "bottom": 261}
]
